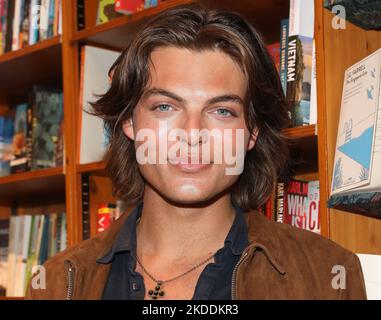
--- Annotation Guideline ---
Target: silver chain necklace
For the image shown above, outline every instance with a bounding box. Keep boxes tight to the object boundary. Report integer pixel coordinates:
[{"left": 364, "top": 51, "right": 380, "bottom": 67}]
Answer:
[{"left": 135, "top": 251, "right": 215, "bottom": 299}]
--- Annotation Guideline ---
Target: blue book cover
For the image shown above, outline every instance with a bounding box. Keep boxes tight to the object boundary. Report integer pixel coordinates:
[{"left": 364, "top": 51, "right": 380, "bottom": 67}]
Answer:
[
  {"left": 10, "top": 103, "right": 29, "bottom": 173},
  {"left": 0, "top": 117, "right": 14, "bottom": 177}
]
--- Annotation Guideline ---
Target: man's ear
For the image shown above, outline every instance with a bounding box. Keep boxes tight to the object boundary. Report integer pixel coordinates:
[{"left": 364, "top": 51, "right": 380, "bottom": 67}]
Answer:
[
  {"left": 122, "top": 118, "right": 135, "bottom": 140},
  {"left": 248, "top": 127, "right": 259, "bottom": 151}
]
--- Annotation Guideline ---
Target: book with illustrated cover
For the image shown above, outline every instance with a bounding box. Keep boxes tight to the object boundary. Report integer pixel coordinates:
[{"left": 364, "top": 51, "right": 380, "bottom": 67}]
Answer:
[
  {"left": 331, "top": 48, "right": 381, "bottom": 199},
  {"left": 10, "top": 103, "right": 30, "bottom": 173},
  {"left": 286, "top": 0, "right": 316, "bottom": 127},
  {"left": 276, "top": 178, "right": 321, "bottom": 234},
  {"left": 30, "top": 86, "right": 63, "bottom": 170},
  {"left": 0, "top": 117, "right": 14, "bottom": 177},
  {"left": 96, "top": 0, "right": 122, "bottom": 25}
]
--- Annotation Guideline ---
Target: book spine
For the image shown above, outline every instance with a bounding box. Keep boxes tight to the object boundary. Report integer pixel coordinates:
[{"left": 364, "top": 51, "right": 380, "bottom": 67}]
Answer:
[
  {"left": 279, "top": 19, "right": 289, "bottom": 97},
  {"left": 28, "top": 0, "right": 40, "bottom": 45},
  {"left": 0, "top": 219, "right": 10, "bottom": 296},
  {"left": 274, "top": 181, "right": 285, "bottom": 223},
  {"left": 25, "top": 101, "right": 33, "bottom": 171},
  {"left": 11, "top": 0, "right": 22, "bottom": 51},
  {"left": 81, "top": 174, "right": 90, "bottom": 240},
  {"left": 53, "top": 0, "right": 58, "bottom": 36},
  {"left": 57, "top": 0, "right": 61, "bottom": 34},
  {"left": 39, "top": 0, "right": 48, "bottom": 41},
  {"left": 20, "top": 0, "right": 30, "bottom": 48},
  {"left": 309, "top": 39, "right": 317, "bottom": 125},
  {"left": 4, "top": 0, "right": 13, "bottom": 52},
  {"left": 306, "top": 180, "right": 320, "bottom": 233},
  {"left": 47, "top": 0, "right": 54, "bottom": 38}
]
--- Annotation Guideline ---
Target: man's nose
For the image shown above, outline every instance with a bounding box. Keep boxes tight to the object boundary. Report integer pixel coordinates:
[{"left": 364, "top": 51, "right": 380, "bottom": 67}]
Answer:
[{"left": 180, "top": 113, "right": 206, "bottom": 146}]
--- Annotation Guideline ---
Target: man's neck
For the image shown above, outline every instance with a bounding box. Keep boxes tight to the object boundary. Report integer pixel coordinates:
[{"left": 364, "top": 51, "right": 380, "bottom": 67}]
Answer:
[{"left": 136, "top": 186, "right": 236, "bottom": 263}]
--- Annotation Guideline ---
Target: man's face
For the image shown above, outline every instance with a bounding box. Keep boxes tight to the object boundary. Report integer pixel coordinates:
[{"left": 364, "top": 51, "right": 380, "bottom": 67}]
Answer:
[{"left": 123, "top": 47, "right": 258, "bottom": 205}]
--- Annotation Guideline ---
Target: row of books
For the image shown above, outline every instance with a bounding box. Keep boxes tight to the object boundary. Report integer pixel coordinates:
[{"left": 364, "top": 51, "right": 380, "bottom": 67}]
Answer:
[
  {"left": 259, "top": 178, "right": 321, "bottom": 235},
  {"left": 0, "top": 0, "right": 62, "bottom": 55},
  {"left": 269, "top": 0, "right": 317, "bottom": 128},
  {"left": 0, "top": 212, "right": 67, "bottom": 297},
  {"left": 0, "top": 86, "right": 64, "bottom": 177}
]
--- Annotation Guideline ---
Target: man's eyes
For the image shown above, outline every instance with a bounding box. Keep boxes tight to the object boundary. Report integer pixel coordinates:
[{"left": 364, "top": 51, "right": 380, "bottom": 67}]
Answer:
[{"left": 151, "top": 103, "right": 236, "bottom": 117}]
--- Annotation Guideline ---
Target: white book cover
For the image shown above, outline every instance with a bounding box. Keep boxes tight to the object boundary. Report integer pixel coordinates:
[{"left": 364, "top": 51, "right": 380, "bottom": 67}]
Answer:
[
  {"left": 78, "top": 45, "right": 120, "bottom": 165},
  {"left": 331, "top": 48, "right": 381, "bottom": 196},
  {"left": 356, "top": 253, "right": 381, "bottom": 300},
  {"left": 288, "top": 0, "right": 314, "bottom": 38}
]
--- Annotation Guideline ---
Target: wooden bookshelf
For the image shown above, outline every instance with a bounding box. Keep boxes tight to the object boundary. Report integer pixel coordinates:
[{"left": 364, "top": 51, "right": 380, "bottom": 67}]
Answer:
[{"left": 1, "top": 0, "right": 381, "bottom": 299}]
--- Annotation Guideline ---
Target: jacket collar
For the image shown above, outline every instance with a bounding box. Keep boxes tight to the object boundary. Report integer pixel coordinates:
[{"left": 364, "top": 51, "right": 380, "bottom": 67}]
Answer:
[
  {"left": 77, "top": 202, "right": 286, "bottom": 275},
  {"left": 244, "top": 211, "right": 286, "bottom": 275}
]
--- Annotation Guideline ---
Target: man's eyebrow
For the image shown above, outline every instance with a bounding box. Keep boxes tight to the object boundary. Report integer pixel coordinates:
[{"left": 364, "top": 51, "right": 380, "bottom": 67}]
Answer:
[{"left": 141, "top": 87, "right": 244, "bottom": 106}]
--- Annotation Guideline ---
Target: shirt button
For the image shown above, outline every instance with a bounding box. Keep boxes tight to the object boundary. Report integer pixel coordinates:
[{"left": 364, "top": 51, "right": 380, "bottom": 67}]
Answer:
[{"left": 132, "top": 282, "right": 140, "bottom": 291}]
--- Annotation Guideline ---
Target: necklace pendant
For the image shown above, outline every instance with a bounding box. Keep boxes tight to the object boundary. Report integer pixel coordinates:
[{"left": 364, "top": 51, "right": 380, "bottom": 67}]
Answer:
[{"left": 148, "top": 281, "right": 165, "bottom": 299}]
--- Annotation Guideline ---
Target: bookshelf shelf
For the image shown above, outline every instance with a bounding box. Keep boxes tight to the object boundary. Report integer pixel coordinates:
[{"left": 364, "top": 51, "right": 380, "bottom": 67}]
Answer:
[
  {"left": 0, "top": 36, "right": 61, "bottom": 64},
  {"left": 71, "top": 0, "right": 288, "bottom": 49},
  {"left": 0, "top": 36, "right": 62, "bottom": 98},
  {"left": 283, "top": 124, "right": 316, "bottom": 139},
  {"left": 0, "top": 167, "right": 65, "bottom": 202},
  {"left": 76, "top": 161, "right": 107, "bottom": 174},
  {"left": 72, "top": 0, "right": 194, "bottom": 49}
]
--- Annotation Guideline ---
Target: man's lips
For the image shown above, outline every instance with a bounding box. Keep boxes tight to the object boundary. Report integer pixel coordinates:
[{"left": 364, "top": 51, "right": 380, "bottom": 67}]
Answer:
[{"left": 167, "top": 156, "right": 213, "bottom": 172}]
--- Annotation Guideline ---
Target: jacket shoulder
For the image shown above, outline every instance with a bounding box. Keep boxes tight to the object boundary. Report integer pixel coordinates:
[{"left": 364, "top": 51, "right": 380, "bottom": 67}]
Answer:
[
  {"left": 270, "top": 220, "right": 367, "bottom": 299},
  {"left": 25, "top": 234, "right": 106, "bottom": 300}
]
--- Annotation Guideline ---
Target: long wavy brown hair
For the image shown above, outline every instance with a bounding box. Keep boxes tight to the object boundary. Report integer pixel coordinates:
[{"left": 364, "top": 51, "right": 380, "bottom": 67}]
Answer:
[{"left": 90, "top": 3, "right": 290, "bottom": 211}]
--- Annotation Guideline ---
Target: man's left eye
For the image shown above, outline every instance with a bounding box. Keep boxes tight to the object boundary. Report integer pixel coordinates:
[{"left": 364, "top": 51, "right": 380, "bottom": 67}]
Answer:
[{"left": 214, "top": 108, "right": 233, "bottom": 117}]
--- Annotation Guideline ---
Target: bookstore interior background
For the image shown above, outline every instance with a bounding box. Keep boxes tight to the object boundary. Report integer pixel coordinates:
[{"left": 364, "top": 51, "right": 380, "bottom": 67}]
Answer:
[{"left": 0, "top": 0, "right": 380, "bottom": 299}]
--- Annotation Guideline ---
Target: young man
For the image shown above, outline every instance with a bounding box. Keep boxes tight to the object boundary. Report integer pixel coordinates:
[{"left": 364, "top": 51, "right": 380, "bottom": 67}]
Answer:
[{"left": 27, "top": 4, "right": 366, "bottom": 300}]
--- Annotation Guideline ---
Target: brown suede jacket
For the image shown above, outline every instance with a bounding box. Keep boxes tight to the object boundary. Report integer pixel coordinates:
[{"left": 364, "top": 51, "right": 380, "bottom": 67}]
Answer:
[{"left": 25, "top": 209, "right": 367, "bottom": 300}]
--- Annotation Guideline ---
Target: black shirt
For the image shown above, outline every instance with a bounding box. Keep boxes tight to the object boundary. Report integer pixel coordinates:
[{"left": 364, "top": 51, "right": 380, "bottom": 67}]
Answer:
[{"left": 98, "top": 201, "right": 248, "bottom": 300}]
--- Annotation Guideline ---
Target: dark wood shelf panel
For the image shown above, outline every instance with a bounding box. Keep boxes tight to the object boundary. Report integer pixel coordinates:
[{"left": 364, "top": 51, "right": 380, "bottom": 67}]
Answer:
[
  {"left": 77, "top": 161, "right": 107, "bottom": 174},
  {"left": 0, "top": 167, "right": 65, "bottom": 203},
  {"left": 71, "top": 0, "right": 288, "bottom": 49},
  {"left": 0, "top": 36, "right": 62, "bottom": 98},
  {"left": 283, "top": 124, "right": 317, "bottom": 139}
]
